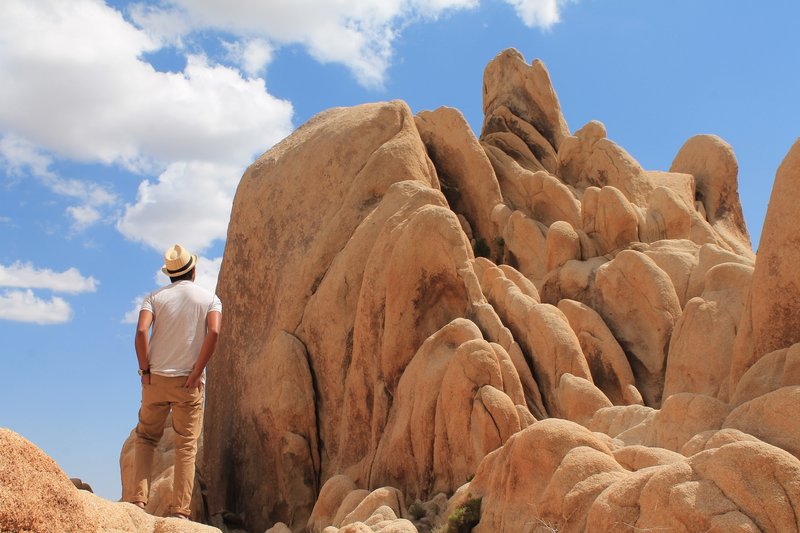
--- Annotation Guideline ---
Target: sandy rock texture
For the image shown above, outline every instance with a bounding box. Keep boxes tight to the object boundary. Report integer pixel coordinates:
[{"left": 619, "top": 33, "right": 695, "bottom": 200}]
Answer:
[
  {"left": 121, "top": 48, "right": 797, "bottom": 533},
  {"left": 0, "top": 428, "right": 218, "bottom": 533}
]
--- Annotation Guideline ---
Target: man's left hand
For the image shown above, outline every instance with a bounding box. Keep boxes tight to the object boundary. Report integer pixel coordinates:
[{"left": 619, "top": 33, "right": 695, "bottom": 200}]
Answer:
[{"left": 184, "top": 372, "right": 202, "bottom": 389}]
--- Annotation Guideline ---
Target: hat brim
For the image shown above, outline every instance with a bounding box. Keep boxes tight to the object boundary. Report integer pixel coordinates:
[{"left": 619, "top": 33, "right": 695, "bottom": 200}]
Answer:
[{"left": 162, "top": 254, "right": 197, "bottom": 277}]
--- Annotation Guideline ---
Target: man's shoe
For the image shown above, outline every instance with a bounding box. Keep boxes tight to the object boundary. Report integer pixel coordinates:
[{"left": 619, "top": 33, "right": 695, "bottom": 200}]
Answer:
[
  {"left": 171, "top": 513, "right": 190, "bottom": 520},
  {"left": 132, "top": 502, "right": 146, "bottom": 510}
]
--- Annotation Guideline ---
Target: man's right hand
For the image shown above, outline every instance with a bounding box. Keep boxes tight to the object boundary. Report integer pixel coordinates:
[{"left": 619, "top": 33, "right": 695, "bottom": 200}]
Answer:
[{"left": 141, "top": 374, "right": 151, "bottom": 385}]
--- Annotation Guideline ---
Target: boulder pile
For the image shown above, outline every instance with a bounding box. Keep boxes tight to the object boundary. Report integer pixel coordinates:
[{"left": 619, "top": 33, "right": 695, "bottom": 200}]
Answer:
[{"left": 196, "top": 48, "right": 800, "bottom": 532}]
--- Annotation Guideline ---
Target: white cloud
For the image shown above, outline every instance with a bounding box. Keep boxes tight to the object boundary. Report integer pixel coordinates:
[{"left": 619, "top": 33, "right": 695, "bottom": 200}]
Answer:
[
  {"left": 0, "top": 258, "right": 88, "bottom": 325},
  {"left": 0, "top": 133, "right": 56, "bottom": 178},
  {"left": 0, "top": 0, "right": 294, "bottom": 169},
  {"left": 117, "top": 161, "right": 242, "bottom": 253},
  {"left": 130, "top": 0, "right": 483, "bottom": 88},
  {"left": 0, "top": 262, "right": 98, "bottom": 294},
  {"left": 194, "top": 255, "right": 222, "bottom": 294},
  {"left": 223, "top": 38, "right": 274, "bottom": 78},
  {"left": 43, "top": 175, "right": 117, "bottom": 207},
  {"left": 67, "top": 205, "right": 102, "bottom": 231},
  {"left": 0, "top": 289, "right": 72, "bottom": 325},
  {"left": 503, "top": 0, "right": 571, "bottom": 28},
  {"left": 122, "top": 292, "right": 148, "bottom": 324},
  {"left": 127, "top": 1, "right": 191, "bottom": 48}
]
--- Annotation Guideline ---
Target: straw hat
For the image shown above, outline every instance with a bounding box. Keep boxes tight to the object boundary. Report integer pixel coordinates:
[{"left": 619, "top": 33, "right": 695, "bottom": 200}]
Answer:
[{"left": 161, "top": 244, "right": 197, "bottom": 277}]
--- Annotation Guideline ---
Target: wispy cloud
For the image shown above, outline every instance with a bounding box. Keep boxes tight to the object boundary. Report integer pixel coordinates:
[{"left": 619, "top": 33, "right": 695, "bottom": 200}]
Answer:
[
  {"left": 222, "top": 38, "right": 274, "bottom": 78},
  {"left": 0, "top": 289, "right": 72, "bottom": 325},
  {"left": 504, "top": 0, "right": 573, "bottom": 28},
  {"left": 0, "top": 262, "right": 98, "bottom": 294},
  {"left": 122, "top": 292, "right": 148, "bottom": 325},
  {"left": 0, "top": 133, "right": 118, "bottom": 232},
  {"left": 0, "top": 132, "right": 55, "bottom": 178},
  {"left": 66, "top": 205, "right": 102, "bottom": 232}
]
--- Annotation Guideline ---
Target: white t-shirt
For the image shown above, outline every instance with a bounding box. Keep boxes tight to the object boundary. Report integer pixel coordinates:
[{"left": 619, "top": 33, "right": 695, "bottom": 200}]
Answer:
[{"left": 141, "top": 280, "right": 222, "bottom": 379}]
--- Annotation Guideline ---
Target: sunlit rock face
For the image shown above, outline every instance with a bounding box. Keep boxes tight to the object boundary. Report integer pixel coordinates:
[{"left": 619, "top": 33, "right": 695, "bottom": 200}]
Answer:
[
  {"left": 1, "top": 429, "right": 216, "bottom": 533},
  {"left": 199, "top": 48, "right": 800, "bottom": 533}
]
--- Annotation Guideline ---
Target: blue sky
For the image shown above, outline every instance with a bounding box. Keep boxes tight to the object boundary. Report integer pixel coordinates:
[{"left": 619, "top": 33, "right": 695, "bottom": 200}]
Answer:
[{"left": 1, "top": 0, "right": 797, "bottom": 500}]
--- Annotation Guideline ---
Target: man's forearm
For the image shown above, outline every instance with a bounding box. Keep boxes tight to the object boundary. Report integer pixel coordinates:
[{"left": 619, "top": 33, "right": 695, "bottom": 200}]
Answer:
[
  {"left": 135, "top": 310, "right": 153, "bottom": 373},
  {"left": 135, "top": 330, "right": 149, "bottom": 370},
  {"left": 191, "top": 331, "right": 218, "bottom": 376},
  {"left": 185, "top": 311, "right": 220, "bottom": 387}
]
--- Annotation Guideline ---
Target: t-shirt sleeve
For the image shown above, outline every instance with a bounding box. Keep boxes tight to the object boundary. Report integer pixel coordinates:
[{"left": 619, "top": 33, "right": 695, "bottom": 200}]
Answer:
[
  {"left": 209, "top": 294, "right": 222, "bottom": 314},
  {"left": 141, "top": 292, "right": 154, "bottom": 314}
]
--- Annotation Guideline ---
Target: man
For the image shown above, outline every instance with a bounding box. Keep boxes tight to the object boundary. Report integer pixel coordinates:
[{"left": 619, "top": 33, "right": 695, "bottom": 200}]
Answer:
[{"left": 130, "top": 244, "right": 222, "bottom": 519}]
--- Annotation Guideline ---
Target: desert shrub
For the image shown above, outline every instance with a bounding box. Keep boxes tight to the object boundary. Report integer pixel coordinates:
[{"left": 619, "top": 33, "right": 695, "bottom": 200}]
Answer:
[{"left": 445, "top": 495, "right": 481, "bottom": 533}]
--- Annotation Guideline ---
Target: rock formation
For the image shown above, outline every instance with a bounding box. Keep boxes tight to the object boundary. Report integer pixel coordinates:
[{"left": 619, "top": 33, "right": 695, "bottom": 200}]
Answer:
[
  {"left": 4, "top": 43, "right": 796, "bottom": 533},
  {"left": 143, "top": 49, "right": 798, "bottom": 532},
  {"left": 0, "top": 44, "right": 800, "bottom": 533},
  {"left": 192, "top": 48, "right": 800, "bottom": 532},
  {"left": 0, "top": 428, "right": 218, "bottom": 533}
]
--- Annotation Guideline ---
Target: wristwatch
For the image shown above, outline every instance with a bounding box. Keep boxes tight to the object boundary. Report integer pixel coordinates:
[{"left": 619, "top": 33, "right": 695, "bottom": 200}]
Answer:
[{"left": 138, "top": 368, "right": 150, "bottom": 376}]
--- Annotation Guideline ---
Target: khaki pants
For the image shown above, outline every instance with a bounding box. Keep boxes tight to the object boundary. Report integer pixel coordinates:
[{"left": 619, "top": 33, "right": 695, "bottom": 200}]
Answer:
[{"left": 132, "top": 374, "right": 203, "bottom": 517}]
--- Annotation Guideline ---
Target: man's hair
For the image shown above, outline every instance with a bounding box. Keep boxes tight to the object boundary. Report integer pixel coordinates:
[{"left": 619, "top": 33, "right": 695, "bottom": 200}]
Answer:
[{"left": 169, "top": 268, "right": 195, "bottom": 283}]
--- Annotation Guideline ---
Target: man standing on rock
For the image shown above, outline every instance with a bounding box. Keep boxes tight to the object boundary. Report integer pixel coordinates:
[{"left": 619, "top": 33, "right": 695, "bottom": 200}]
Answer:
[{"left": 130, "top": 244, "right": 222, "bottom": 519}]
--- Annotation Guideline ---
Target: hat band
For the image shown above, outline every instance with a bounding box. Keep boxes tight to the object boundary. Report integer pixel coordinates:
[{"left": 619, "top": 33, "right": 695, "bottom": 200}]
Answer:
[{"left": 165, "top": 258, "right": 194, "bottom": 275}]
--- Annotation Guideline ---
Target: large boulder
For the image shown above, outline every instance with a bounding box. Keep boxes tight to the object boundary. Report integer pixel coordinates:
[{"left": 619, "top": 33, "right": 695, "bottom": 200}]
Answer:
[
  {"left": 415, "top": 107, "right": 504, "bottom": 258},
  {"left": 724, "top": 386, "right": 800, "bottom": 460},
  {"left": 670, "top": 134, "right": 752, "bottom": 256},
  {"left": 370, "top": 319, "right": 529, "bottom": 498},
  {"left": 731, "top": 139, "right": 800, "bottom": 389},
  {"left": 663, "top": 262, "right": 753, "bottom": 399},
  {"left": 205, "top": 101, "right": 443, "bottom": 532},
  {"left": 595, "top": 250, "right": 682, "bottom": 407},
  {"left": 482, "top": 49, "right": 570, "bottom": 155},
  {"left": 463, "top": 419, "right": 800, "bottom": 533},
  {"left": 0, "top": 429, "right": 216, "bottom": 533},
  {"left": 467, "top": 419, "right": 626, "bottom": 533},
  {"left": 589, "top": 440, "right": 800, "bottom": 532},
  {"left": 558, "top": 298, "right": 641, "bottom": 406}
]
